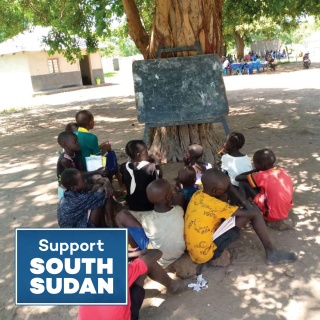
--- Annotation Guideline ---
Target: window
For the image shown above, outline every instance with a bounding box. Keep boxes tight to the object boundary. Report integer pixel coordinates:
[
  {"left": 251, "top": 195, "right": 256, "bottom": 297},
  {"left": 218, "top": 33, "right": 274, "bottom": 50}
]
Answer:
[{"left": 48, "top": 59, "right": 59, "bottom": 73}]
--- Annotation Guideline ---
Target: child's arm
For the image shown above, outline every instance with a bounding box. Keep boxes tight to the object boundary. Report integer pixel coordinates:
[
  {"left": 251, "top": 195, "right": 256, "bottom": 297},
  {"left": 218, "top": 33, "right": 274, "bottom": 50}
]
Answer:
[
  {"left": 94, "top": 177, "right": 114, "bottom": 198},
  {"left": 235, "top": 169, "right": 257, "bottom": 182},
  {"left": 60, "top": 158, "right": 74, "bottom": 169}
]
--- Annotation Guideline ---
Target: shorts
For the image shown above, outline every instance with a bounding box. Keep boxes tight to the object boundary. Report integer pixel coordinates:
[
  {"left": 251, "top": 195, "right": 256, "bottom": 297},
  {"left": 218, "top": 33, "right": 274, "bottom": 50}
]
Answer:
[
  {"left": 130, "top": 283, "right": 145, "bottom": 320},
  {"left": 212, "top": 226, "right": 240, "bottom": 260},
  {"left": 127, "top": 226, "right": 149, "bottom": 250}
]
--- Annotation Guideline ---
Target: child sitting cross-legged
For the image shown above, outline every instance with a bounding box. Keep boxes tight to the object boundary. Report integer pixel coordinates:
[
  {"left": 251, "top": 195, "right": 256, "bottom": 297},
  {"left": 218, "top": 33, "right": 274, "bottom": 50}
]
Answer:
[
  {"left": 185, "top": 168, "right": 297, "bottom": 267},
  {"left": 236, "top": 148, "right": 295, "bottom": 230},
  {"left": 116, "top": 179, "right": 185, "bottom": 269},
  {"left": 183, "top": 143, "right": 212, "bottom": 187},
  {"left": 57, "top": 168, "right": 115, "bottom": 228}
]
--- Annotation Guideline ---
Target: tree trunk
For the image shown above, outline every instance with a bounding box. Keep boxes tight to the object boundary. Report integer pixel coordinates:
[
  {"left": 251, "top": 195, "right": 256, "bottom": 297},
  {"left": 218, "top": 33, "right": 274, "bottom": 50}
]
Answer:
[
  {"left": 123, "top": 0, "right": 224, "bottom": 164},
  {"left": 234, "top": 29, "right": 244, "bottom": 61}
]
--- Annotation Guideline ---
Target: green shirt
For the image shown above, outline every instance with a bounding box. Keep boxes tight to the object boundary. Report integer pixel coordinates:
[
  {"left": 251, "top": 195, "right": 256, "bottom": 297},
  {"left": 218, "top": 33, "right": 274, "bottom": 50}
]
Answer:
[{"left": 75, "top": 127, "right": 101, "bottom": 170}]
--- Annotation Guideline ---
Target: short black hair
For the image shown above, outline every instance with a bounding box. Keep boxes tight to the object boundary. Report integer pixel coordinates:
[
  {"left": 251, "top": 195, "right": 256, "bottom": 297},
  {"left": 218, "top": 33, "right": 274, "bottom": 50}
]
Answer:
[
  {"left": 57, "top": 131, "right": 76, "bottom": 148},
  {"left": 65, "top": 122, "right": 79, "bottom": 133},
  {"left": 125, "top": 140, "right": 147, "bottom": 159},
  {"left": 227, "top": 132, "right": 245, "bottom": 150},
  {"left": 253, "top": 148, "right": 276, "bottom": 169},
  {"left": 187, "top": 144, "right": 203, "bottom": 159},
  {"left": 178, "top": 166, "right": 196, "bottom": 187},
  {"left": 61, "top": 168, "right": 79, "bottom": 190},
  {"left": 75, "top": 110, "right": 93, "bottom": 127}
]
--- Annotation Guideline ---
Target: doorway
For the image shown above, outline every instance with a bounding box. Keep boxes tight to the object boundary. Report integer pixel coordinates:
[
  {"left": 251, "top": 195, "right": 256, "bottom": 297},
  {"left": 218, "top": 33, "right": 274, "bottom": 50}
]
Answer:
[{"left": 79, "top": 55, "right": 92, "bottom": 85}]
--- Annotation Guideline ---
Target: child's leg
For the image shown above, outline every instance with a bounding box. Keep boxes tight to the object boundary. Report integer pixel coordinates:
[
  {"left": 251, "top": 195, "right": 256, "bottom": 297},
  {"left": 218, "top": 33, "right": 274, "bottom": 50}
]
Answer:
[
  {"left": 235, "top": 213, "right": 297, "bottom": 265},
  {"left": 89, "top": 198, "right": 114, "bottom": 227},
  {"left": 89, "top": 207, "right": 107, "bottom": 227},
  {"left": 116, "top": 209, "right": 148, "bottom": 249},
  {"left": 238, "top": 181, "right": 259, "bottom": 199}
]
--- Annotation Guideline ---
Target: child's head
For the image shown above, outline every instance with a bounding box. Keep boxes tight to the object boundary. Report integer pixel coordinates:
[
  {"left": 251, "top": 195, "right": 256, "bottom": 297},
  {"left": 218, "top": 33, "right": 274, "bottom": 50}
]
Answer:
[
  {"left": 57, "top": 131, "right": 80, "bottom": 152},
  {"left": 178, "top": 166, "right": 196, "bottom": 187},
  {"left": 125, "top": 140, "right": 148, "bottom": 161},
  {"left": 61, "top": 168, "right": 87, "bottom": 191},
  {"left": 224, "top": 132, "right": 245, "bottom": 153},
  {"left": 146, "top": 179, "right": 173, "bottom": 206},
  {"left": 75, "top": 110, "right": 94, "bottom": 130},
  {"left": 201, "top": 168, "right": 230, "bottom": 198},
  {"left": 65, "top": 122, "right": 79, "bottom": 133},
  {"left": 186, "top": 144, "right": 203, "bottom": 161},
  {"left": 253, "top": 148, "right": 276, "bottom": 171}
]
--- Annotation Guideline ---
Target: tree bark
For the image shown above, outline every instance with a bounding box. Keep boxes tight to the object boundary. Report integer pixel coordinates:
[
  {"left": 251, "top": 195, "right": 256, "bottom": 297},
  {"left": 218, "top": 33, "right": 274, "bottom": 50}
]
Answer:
[
  {"left": 123, "top": 0, "right": 224, "bottom": 164},
  {"left": 234, "top": 29, "right": 244, "bottom": 61}
]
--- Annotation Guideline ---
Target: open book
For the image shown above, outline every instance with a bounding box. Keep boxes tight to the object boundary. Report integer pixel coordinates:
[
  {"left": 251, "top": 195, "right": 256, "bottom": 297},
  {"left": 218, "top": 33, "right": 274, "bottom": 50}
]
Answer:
[{"left": 212, "top": 216, "right": 236, "bottom": 241}]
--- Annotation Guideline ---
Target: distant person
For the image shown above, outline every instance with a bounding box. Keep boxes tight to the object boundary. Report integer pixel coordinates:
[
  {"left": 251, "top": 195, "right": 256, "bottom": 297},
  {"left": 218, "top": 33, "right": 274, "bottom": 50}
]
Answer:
[{"left": 236, "top": 148, "right": 295, "bottom": 229}]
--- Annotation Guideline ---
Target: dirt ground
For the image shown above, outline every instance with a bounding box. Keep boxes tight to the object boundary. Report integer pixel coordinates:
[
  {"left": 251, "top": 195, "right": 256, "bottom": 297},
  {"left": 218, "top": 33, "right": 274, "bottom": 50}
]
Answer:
[{"left": 0, "top": 61, "right": 320, "bottom": 320}]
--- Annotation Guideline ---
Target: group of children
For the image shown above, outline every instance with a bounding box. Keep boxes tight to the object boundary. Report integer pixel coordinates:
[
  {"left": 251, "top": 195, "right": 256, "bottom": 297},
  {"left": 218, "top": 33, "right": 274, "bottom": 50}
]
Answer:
[{"left": 56, "top": 115, "right": 297, "bottom": 319}]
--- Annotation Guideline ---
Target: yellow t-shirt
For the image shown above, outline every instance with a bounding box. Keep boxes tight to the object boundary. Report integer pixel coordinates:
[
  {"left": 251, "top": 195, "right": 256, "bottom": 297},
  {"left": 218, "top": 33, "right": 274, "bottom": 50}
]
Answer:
[{"left": 184, "top": 190, "right": 238, "bottom": 263}]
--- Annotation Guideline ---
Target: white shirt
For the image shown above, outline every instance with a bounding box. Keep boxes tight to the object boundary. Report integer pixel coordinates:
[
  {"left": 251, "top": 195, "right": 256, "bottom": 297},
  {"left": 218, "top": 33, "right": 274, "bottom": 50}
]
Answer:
[
  {"left": 221, "top": 154, "right": 253, "bottom": 186},
  {"left": 141, "top": 206, "right": 185, "bottom": 268}
]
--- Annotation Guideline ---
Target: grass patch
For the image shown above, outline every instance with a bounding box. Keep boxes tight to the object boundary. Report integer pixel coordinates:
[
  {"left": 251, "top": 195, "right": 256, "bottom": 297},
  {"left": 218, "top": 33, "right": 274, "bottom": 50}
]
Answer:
[
  {"left": 104, "top": 72, "right": 117, "bottom": 78},
  {"left": 0, "top": 106, "right": 30, "bottom": 115},
  {"left": 277, "top": 60, "right": 292, "bottom": 65}
]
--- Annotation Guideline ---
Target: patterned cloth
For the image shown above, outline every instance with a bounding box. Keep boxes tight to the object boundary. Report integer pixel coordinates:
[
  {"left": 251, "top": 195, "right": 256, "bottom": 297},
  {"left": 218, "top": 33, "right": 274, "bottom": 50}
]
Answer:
[
  {"left": 179, "top": 185, "right": 200, "bottom": 207},
  {"left": 184, "top": 190, "right": 238, "bottom": 264},
  {"left": 57, "top": 190, "right": 106, "bottom": 228}
]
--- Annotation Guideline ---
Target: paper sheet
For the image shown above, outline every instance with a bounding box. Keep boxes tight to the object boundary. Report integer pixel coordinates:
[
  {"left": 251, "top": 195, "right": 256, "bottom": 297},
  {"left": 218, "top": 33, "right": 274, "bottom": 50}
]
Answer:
[{"left": 85, "top": 156, "right": 103, "bottom": 171}]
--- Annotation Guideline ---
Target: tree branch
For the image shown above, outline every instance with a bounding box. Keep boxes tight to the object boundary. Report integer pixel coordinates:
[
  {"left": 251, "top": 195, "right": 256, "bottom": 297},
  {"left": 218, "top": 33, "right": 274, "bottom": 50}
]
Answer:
[{"left": 122, "top": 0, "right": 150, "bottom": 57}]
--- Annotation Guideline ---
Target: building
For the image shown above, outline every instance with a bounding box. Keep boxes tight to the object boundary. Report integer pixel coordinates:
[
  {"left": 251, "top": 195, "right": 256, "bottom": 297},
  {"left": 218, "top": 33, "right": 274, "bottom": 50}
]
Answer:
[
  {"left": 0, "top": 26, "right": 105, "bottom": 98},
  {"left": 303, "top": 32, "right": 320, "bottom": 60}
]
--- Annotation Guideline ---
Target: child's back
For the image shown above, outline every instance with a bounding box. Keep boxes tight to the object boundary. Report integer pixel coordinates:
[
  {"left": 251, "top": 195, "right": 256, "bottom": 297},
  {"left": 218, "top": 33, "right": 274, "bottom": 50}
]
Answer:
[
  {"left": 221, "top": 132, "right": 252, "bottom": 187},
  {"left": 142, "top": 179, "right": 185, "bottom": 267}
]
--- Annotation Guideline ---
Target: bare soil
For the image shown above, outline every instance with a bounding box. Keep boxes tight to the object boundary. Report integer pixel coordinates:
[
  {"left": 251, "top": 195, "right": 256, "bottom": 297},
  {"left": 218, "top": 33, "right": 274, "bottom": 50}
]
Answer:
[{"left": 0, "top": 61, "right": 320, "bottom": 320}]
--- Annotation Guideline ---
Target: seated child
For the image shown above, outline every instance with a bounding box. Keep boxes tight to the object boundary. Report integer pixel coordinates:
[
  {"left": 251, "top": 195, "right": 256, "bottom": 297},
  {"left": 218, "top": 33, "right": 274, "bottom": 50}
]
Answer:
[
  {"left": 220, "top": 132, "right": 252, "bottom": 188},
  {"left": 116, "top": 179, "right": 185, "bottom": 268},
  {"left": 176, "top": 166, "right": 199, "bottom": 210},
  {"left": 57, "top": 168, "right": 114, "bottom": 228},
  {"left": 57, "top": 131, "right": 106, "bottom": 199},
  {"left": 78, "top": 249, "right": 187, "bottom": 320},
  {"left": 183, "top": 143, "right": 212, "bottom": 186},
  {"left": 235, "top": 148, "right": 294, "bottom": 225},
  {"left": 185, "top": 168, "right": 297, "bottom": 266},
  {"left": 120, "top": 140, "right": 161, "bottom": 223},
  {"left": 65, "top": 122, "right": 79, "bottom": 133}
]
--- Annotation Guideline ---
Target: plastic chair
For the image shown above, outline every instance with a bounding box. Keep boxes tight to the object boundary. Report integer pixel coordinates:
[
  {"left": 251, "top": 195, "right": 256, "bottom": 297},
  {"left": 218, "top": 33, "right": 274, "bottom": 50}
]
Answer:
[{"left": 243, "top": 64, "right": 250, "bottom": 74}]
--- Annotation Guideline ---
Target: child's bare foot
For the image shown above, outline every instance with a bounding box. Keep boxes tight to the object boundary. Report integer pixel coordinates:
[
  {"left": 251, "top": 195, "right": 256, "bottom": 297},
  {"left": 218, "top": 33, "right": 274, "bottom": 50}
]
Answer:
[
  {"left": 208, "top": 249, "right": 231, "bottom": 268},
  {"left": 265, "top": 250, "right": 297, "bottom": 265},
  {"left": 167, "top": 279, "right": 188, "bottom": 294}
]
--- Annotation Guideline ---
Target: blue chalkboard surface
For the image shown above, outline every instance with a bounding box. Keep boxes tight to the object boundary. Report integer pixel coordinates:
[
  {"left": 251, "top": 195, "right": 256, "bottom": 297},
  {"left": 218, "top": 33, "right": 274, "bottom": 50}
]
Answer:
[{"left": 132, "top": 54, "right": 229, "bottom": 136}]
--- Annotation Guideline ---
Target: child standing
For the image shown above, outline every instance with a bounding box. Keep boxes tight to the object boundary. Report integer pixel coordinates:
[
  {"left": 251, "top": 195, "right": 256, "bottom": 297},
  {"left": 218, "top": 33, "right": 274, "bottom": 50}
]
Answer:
[
  {"left": 236, "top": 148, "right": 294, "bottom": 226},
  {"left": 183, "top": 144, "right": 212, "bottom": 186},
  {"left": 120, "top": 140, "right": 161, "bottom": 222}
]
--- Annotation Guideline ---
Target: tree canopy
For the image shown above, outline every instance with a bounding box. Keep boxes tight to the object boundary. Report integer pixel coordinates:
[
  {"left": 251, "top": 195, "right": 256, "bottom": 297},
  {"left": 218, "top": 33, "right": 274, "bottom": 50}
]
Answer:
[{"left": 1, "top": 0, "right": 319, "bottom": 61}]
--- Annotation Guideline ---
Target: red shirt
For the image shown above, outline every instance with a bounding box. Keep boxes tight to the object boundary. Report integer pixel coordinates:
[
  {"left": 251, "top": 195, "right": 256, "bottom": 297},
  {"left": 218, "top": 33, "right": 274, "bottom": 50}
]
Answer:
[
  {"left": 248, "top": 168, "right": 293, "bottom": 221},
  {"left": 78, "top": 258, "right": 148, "bottom": 320}
]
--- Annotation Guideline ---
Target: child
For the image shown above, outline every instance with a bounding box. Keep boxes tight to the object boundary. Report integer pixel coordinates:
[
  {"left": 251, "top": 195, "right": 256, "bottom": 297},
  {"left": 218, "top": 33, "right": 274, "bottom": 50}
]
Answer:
[
  {"left": 75, "top": 110, "right": 123, "bottom": 187},
  {"left": 183, "top": 143, "right": 212, "bottom": 186},
  {"left": 220, "top": 132, "right": 252, "bottom": 188},
  {"left": 78, "top": 249, "right": 187, "bottom": 320},
  {"left": 176, "top": 166, "right": 200, "bottom": 210},
  {"left": 120, "top": 140, "right": 161, "bottom": 223},
  {"left": 57, "top": 131, "right": 106, "bottom": 199},
  {"left": 236, "top": 148, "right": 294, "bottom": 228},
  {"left": 184, "top": 168, "right": 297, "bottom": 266},
  {"left": 65, "top": 122, "right": 79, "bottom": 133},
  {"left": 57, "top": 168, "right": 114, "bottom": 228},
  {"left": 115, "top": 179, "right": 185, "bottom": 268}
]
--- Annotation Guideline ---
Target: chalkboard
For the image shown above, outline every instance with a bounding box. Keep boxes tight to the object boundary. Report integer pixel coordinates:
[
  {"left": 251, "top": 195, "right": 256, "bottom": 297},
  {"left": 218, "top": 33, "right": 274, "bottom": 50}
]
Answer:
[{"left": 132, "top": 54, "right": 229, "bottom": 131}]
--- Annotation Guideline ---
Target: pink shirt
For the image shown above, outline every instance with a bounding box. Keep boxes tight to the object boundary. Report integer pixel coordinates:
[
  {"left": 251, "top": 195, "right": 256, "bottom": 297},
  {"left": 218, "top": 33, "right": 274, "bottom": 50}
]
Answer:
[
  {"left": 248, "top": 168, "right": 293, "bottom": 221},
  {"left": 78, "top": 258, "right": 148, "bottom": 320}
]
